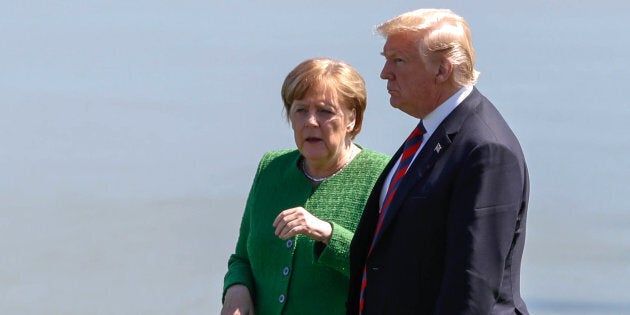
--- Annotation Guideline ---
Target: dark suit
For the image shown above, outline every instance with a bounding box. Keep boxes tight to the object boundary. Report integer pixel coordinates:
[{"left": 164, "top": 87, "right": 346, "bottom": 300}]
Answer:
[{"left": 347, "top": 88, "right": 529, "bottom": 314}]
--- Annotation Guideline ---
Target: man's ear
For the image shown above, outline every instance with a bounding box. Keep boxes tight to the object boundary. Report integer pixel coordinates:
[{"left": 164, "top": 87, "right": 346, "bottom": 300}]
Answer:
[{"left": 435, "top": 59, "right": 453, "bottom": 83}]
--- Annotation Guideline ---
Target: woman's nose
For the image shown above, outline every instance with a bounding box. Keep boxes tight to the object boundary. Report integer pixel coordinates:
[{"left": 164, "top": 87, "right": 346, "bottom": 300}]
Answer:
[{"left": 305, "top": 111, "right": 318, "bottom": 126}]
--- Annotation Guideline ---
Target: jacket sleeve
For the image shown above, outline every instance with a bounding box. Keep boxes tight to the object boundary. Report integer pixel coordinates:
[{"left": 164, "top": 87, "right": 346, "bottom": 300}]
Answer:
[
  {"left": 313, "top": 221, "right": 354, "bottom": 277},
  {"left": 222, "top": 156, "right": 267, "bottom": 302},
  {"left": 435, "top": 142, "right": 526, "bottom": 314}
]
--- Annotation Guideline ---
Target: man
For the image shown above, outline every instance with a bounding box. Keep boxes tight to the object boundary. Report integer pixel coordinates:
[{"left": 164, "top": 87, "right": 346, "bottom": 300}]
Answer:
[{"left": 347, "top": 9, "right": 529, "bottom": 314}]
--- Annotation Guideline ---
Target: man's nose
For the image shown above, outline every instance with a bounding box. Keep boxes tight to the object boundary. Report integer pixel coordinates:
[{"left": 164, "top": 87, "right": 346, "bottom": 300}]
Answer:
[{"left": 380, "top": 63, "right": 392, "bottom": 80}]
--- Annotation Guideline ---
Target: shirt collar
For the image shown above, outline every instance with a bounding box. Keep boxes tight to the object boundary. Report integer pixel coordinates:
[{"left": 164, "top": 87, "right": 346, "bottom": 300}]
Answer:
[{"left": 421, "top": 85, "right": 473, "bottom": 136}]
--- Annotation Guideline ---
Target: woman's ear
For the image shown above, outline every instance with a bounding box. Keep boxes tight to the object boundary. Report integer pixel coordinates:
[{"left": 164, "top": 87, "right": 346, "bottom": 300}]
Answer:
[{"left": 347, "top": 108, "right": 356, "bottom": 132}]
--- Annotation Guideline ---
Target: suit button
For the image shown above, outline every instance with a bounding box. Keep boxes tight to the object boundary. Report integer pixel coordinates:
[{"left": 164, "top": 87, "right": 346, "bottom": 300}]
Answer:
[
  {"left": 279, "top": 294, "right": 286, "bottom": 304},
  {"left": 283, "top": 266, "right": 290, "bottom": 276},
  {"left": 286, "top": 239, "right": 293, "bottom": 248}
]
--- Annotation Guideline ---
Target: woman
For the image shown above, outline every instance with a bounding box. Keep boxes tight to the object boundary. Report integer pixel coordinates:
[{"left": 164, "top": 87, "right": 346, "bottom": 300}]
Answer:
[{"left": 221, "top": 58, "right": 389, "bottom": 315}]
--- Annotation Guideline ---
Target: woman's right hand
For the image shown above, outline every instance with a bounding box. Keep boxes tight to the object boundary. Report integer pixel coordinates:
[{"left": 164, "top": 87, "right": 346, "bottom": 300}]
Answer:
[{"left": 221, "top": 284, "right": 255, "bottom": 315}]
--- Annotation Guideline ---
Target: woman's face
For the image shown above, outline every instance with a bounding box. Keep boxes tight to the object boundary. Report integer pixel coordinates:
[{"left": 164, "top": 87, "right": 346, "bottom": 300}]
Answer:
[{"left": 289, "top": 83, "right": 355, "bottom": 167}]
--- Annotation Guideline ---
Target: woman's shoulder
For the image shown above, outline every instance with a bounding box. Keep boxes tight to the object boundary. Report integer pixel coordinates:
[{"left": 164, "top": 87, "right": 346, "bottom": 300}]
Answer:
[
  {"left": 355, "top": 146, "right": 390, "bottom": 166},
  {"left": 258, "top": 149, "right": 300, "bottom": 169},
  {"left": 260, "top": 148, "right": 298, "bottom": 160}
]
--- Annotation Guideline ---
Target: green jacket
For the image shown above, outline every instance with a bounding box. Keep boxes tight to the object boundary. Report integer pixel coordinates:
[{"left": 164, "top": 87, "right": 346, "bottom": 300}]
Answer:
[{"left": 223, "top": 147, "right": 389, "bottom": 314}]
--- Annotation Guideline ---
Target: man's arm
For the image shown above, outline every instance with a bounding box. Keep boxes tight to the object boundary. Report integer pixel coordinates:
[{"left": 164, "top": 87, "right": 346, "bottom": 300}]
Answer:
[{"left": 435, "top": 142, "right": 525, "bottom": 314}]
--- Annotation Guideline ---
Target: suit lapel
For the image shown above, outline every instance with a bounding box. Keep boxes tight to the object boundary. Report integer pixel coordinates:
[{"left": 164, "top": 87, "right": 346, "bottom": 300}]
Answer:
[
  {"left": 376, "top": 131, "right": 453, "bottom": 238},
  {"left": 372, "top": 88, "right": 482, "bottom": 247},
  {"left": 357, "top": 151, "right": 400, "bottom": 253}
]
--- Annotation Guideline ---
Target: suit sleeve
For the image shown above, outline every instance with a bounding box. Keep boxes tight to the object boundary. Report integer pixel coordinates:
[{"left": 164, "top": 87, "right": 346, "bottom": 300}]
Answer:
[{"left": 435, "top": 142, "right": 525, "bottom": 314}]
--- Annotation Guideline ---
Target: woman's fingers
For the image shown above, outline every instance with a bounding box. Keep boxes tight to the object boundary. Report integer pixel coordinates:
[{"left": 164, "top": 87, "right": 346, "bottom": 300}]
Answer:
[
  {"left": 272, "top": 207, "right": 331, "bottom": 243},
  {"left": 273, "top": 207, "right": 306, "bottom": 239},
  {"left": 273, "top": 209, "right": 291, "bottom": 236}
]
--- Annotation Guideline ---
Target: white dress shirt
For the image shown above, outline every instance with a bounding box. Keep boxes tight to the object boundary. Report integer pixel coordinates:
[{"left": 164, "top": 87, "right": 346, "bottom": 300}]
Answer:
[{"left": 379, "top": 86, "right": 474, "bottom": 209}]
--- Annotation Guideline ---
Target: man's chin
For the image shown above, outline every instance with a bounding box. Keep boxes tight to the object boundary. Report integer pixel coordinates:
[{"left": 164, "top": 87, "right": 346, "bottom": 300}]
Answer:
[{"left": 388, "top": 95, "right": 400, "bottom": 107}]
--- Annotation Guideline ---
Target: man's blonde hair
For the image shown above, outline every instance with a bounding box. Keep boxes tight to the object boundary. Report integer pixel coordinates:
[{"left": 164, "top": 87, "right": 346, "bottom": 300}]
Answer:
[{"left": 376, "top": 9, "right": 480, "bottom": 86}]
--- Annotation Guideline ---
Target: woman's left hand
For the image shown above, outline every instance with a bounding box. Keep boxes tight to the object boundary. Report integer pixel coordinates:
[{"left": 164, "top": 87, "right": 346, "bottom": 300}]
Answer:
[{"left": 273, "top": 207, "right": 332, "bottom": 244}]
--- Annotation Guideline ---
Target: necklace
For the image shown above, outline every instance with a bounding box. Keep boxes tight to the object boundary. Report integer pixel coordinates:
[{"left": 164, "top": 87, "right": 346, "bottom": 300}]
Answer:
[{"left": 301, "top": 158, "right": 350, "bottom": 183}]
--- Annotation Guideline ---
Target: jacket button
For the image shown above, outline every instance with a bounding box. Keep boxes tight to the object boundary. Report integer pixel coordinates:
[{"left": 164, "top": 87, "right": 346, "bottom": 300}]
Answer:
[
  {"left": 278, "top": 294, "right": 286, "bottom": 304},
  {"left": 285, "top": 239, "right": 293, "bottom": 248},
  {"left": 283, "top": 266, "right": 290, "bottom": 276}
]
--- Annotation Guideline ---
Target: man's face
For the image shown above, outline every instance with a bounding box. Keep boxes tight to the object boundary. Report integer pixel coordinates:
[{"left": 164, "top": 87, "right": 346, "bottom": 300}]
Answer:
[{"left": 380, "top": 32, "right": 441, "bottom": 119}]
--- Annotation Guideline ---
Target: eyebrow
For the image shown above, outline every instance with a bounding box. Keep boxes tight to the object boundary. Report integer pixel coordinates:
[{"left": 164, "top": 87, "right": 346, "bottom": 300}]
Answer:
[{"left": 381, "top": 51, "right": 399, "bottom": 58}]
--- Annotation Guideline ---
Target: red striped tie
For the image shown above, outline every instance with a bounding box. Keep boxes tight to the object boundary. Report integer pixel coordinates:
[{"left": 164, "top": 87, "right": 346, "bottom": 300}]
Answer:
[{"left": 358, "top": 121, "right": 425, "bottom": 314}]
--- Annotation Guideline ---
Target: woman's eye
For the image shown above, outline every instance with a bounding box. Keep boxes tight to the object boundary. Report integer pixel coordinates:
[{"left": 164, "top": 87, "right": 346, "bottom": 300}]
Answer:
[{"left": 319, "top": 108, "right": 335, "bottom": 114}]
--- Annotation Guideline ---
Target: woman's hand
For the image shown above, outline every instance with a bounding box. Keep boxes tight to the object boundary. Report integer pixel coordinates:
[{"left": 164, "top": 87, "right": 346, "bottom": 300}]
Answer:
[
  {"left": 273, "top": 207, "right": 332, "bottom": 244},
  {"left": 221, "top": 284, "right": 254, "bottom": 315}
]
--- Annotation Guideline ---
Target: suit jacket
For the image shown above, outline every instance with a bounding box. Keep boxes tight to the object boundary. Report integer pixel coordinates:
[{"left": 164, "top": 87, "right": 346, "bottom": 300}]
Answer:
[{"left": 347, "top": 88, "right": 529, "bottom": 315}]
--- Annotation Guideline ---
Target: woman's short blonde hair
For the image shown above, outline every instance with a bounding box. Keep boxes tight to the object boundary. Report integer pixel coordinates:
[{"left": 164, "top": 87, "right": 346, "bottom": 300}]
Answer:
[
  {"left": 281, "top": 58, "right": 367, "bottom": 139},
  {"left": 376, "top": 9, "right": 480, "bottom": 86}
]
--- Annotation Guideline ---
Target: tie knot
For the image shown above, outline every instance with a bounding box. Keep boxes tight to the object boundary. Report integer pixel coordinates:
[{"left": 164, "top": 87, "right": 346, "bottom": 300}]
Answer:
[
  {"left": 404, "top": 121, "right": 426, "bottom": 148},
  {"left": 415, "top": 120, "right": 427, "bottom": 135}
]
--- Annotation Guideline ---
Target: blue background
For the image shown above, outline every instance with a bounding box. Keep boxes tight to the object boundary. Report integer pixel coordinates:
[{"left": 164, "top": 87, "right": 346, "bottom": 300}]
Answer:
[{"left": 1, "top": 1, "right": 629, "bottom": 314}]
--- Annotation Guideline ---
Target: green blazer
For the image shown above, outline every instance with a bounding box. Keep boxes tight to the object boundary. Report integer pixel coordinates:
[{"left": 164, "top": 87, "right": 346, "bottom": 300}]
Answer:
[{"left": 224, "top": 147, "right": 389, "bottom": 314}]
